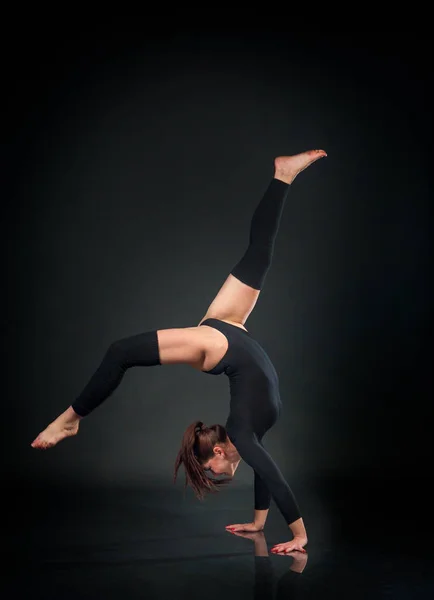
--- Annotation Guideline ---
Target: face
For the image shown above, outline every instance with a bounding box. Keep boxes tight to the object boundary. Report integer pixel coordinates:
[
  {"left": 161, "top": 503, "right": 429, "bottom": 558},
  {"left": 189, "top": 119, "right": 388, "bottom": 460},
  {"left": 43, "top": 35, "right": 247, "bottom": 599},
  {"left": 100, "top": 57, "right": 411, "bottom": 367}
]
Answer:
[{"left": 203, "top": 446, "right": 234, "bottom": 477}]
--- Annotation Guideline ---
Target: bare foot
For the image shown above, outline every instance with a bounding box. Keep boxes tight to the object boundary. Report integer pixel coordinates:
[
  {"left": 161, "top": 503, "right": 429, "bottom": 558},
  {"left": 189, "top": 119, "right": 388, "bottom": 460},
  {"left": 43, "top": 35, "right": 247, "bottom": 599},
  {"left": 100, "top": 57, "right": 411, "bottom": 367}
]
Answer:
[
  {"left": 31, "top": 406, "right": 82, "bottom": 450},
  {"left": 274, "top": 149, "right": 327, "bottom": 184}
]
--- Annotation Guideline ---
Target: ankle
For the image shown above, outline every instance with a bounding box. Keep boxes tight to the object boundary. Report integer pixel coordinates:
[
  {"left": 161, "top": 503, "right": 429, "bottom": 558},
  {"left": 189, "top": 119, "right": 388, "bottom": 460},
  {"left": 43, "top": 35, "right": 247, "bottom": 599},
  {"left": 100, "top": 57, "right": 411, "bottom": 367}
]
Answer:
[
  {"left": 64, "top": 406, "right": 83, "bottom": 423},
  {"left": 274, "top": 172, "right": 295, "bottom": 185}
]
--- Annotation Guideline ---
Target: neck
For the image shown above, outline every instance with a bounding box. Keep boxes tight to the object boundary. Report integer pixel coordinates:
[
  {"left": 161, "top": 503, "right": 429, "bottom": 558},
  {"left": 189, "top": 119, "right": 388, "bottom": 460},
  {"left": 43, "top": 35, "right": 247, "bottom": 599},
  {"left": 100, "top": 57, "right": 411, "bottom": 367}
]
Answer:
[{"left": 227, "top": 446, "right": 241, "bottom": 468}]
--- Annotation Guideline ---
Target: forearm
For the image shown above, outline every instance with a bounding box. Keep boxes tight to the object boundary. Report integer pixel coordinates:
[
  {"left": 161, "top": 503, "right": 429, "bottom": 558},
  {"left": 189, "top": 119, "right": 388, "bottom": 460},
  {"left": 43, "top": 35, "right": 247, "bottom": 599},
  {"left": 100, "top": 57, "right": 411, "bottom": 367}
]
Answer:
[
  {"left": 234, "top": 432, "right": 301, "bottom": 526},
  {"left": 252, "top": 450, "right": 300, "bottom": 525},
  {"left": 254, "top": 508, "right": 269, "bottom": 529}
]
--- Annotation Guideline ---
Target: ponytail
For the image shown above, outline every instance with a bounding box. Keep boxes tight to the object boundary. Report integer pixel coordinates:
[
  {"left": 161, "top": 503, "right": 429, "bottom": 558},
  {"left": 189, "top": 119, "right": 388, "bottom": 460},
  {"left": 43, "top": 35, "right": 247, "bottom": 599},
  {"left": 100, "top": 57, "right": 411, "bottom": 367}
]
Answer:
[{"left": 173, "top": 420, "right": 232, "bottom": 500}]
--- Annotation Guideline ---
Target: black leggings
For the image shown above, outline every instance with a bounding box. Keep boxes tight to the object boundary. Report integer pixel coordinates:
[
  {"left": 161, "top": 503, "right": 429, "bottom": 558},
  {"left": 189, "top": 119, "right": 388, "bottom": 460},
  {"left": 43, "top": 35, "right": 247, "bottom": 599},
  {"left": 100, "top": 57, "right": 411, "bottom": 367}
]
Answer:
[
  {"left": 230, "top": 178, "right": 290, "bottom": 290},
  {"left": 71, "top": 178, "right": 290, "bottom": 417}
]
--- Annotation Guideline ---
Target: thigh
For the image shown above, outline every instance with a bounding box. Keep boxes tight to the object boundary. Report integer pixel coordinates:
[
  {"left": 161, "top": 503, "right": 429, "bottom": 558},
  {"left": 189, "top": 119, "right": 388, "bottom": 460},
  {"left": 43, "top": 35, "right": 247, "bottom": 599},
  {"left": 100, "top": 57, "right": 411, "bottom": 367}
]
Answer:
[
  {"left": 157, "top": 327, "right": 207, "bottom": 368},
  {"left": 198, "top": 274, "right": 260, "bottom": 327}
]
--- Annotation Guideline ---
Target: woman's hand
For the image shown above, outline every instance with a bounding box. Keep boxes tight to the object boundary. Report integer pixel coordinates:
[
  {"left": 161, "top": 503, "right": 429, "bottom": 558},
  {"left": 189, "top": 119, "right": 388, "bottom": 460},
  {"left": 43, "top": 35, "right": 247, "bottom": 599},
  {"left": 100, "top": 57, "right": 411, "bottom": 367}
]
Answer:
[
  {"left": 271, "top": 538, "right": 307, "bottom": 554},
  {"left": 226, "top": 522, "right": 264, "bottom": 533}
]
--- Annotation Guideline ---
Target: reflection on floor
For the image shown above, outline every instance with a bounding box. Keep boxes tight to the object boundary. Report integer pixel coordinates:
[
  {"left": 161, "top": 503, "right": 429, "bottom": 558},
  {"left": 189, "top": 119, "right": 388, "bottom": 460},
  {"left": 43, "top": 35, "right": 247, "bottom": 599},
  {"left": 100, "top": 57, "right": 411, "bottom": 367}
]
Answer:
[{"left": 6, "top": 476, "right": 433, "bottom": 599}]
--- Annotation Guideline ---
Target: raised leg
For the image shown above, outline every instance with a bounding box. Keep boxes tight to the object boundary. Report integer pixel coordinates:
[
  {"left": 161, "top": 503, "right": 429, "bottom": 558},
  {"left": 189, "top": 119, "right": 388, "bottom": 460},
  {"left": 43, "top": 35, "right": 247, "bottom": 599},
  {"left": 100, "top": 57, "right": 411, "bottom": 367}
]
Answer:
[{"left": 198, "top": 149, "right": 327, "bottom": 326}]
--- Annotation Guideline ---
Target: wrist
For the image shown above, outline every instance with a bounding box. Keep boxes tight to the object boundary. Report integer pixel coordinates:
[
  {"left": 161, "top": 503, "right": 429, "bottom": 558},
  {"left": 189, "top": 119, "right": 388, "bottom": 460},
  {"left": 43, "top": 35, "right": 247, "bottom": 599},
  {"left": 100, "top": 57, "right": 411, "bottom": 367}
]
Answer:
[
  {"left": 254, "top": 508, "right": 269, "bottom": 529},
  {"left": 288, "top": 517, "right": 308, "bottom": 545}
]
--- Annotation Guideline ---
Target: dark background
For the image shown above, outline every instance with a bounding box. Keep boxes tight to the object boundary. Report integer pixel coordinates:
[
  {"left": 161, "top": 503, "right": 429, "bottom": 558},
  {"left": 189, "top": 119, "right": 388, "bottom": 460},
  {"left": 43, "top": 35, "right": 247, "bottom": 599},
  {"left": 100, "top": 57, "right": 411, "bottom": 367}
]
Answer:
[{"left": 4, "top": 31, "right": 432, "bottom": 517}]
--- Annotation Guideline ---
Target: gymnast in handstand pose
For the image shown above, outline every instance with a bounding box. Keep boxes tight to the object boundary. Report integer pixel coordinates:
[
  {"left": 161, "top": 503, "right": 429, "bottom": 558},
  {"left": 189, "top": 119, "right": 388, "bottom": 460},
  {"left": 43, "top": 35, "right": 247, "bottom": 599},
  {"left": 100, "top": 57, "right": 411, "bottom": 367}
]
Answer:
[{"left": 31, "top": 149, "right": 327, "bottom": 553}]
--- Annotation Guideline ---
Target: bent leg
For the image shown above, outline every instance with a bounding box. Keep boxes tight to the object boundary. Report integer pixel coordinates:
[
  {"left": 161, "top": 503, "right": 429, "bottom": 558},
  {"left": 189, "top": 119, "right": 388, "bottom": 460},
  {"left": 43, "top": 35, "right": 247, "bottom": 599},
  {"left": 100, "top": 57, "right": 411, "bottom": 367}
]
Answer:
[
  {"left": 31, "top": 330, "right": 161, "bottom": 449},
  {"left": 71, "top": 331, "right": 161, "bottom": 417}
]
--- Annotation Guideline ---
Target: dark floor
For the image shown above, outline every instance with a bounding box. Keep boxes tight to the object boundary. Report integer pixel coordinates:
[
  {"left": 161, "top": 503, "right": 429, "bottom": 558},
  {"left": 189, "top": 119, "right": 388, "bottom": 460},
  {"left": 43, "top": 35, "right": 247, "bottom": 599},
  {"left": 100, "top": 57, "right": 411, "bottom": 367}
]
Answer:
[{"left": 5, "top": 476, "right": 433, "bottom": 599}]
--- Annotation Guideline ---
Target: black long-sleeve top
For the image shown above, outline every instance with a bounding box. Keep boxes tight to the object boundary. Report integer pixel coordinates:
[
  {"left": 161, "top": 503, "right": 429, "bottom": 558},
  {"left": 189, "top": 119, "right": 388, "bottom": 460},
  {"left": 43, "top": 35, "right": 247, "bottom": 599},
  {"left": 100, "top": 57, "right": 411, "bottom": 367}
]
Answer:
[{"left": 200, "top": 318, "right": 300, "bottom": 525}]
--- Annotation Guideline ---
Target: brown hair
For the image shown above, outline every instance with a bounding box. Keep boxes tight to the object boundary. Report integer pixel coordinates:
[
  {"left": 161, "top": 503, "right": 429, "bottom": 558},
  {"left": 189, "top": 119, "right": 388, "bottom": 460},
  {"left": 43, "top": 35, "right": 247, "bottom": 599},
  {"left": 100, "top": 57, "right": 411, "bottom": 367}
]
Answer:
[{"left": 173, "top": 420, "right": 233, "bottom": 500}]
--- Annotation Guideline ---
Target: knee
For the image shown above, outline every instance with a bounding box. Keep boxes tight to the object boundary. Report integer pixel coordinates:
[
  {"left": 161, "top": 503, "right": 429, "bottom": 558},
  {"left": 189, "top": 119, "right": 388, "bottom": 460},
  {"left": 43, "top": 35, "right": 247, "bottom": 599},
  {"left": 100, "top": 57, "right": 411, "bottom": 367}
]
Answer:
[{"left": 105, "top": 339, "right": 128, "bottom": 365}]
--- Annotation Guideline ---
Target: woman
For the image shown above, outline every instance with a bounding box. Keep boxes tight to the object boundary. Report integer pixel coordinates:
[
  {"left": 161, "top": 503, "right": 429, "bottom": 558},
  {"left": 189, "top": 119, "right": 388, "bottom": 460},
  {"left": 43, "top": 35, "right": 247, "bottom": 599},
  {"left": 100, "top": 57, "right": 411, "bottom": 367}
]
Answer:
[{"left": 31, "top": 149, "right": 327, "bottom": 554}]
